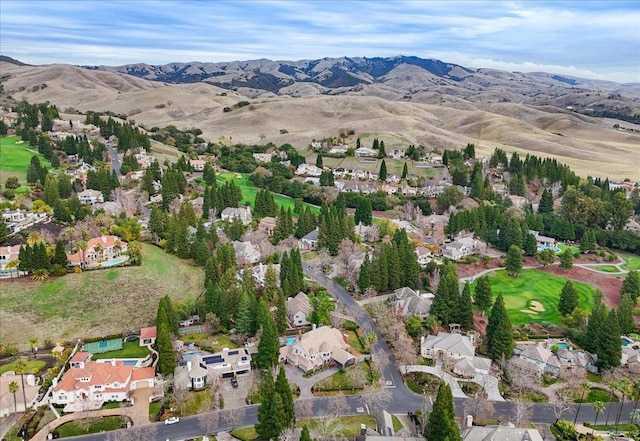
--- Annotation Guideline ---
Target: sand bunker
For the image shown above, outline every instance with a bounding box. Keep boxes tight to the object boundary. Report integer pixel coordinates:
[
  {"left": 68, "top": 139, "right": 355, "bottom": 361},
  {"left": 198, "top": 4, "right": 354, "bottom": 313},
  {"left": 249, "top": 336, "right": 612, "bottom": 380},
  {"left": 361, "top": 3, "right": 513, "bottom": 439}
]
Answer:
[
  {"left": 520, "top": 310, "right": 538, "bottom": 315},
  {"left": 529, "top": 301, "right": 546, "bottom": 312}
]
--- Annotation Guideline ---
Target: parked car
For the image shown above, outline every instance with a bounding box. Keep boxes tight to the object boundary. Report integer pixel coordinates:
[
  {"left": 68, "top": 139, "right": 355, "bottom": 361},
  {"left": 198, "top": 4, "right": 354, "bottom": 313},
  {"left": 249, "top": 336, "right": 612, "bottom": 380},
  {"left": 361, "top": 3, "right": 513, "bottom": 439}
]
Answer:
[
  {"left": 164, "top": 416, "right": 180, "bottom": 425},
  {"left": 231, "top": 377, "right": 238, "bottom": 388}
]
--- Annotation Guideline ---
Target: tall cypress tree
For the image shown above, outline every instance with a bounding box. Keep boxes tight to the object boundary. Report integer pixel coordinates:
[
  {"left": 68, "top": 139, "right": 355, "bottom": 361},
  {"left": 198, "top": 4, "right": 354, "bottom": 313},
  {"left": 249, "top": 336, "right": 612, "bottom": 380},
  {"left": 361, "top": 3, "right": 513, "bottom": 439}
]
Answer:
[
  {"left": 379, "top": 160, "right": 387, "bottom": 181},
  {"left": 256, "top": 373, "right": 285, "bottom": 441},
  {"left": 584, "top": 291, "right": 606, "bottom": 353},
  {"left": 401, "top": 162, "right": 408, "bottom": 180},
  {"left": 256, "top": 315, "right": 280, "bottom": 370},
  {"left": 458, "top": 283, "right": 474, "bottom": 328},
  {"left": 474, "top": 275, "right": 493, "bottom": 311},
  {"left": 432, "top": 263, "right": 460, "bottom": 325},
  {"left": 620, "top": 271, "right": 640, "bottom": 304},
  {"left": 618, "top": 293, "right": 635, "bottom": 335},
  {"left": 53, "top": 239, "right": 68, "bottom": 267},
  {"left": 558, "top": 281, "right": 579, "bottom": 316},
  {"left": 596, "top": 309, "right": 621, "bottom": 370},
  {"left": 275, "top": 368, "right": 295, "bottom": 429},
  {"left": 538, "top": 189, "right": 554, "bottom": 214},
  {"left": 358, "top": 254, "right": 373, "bottom": 293},
  {"left": 486, "top": 293, "right": 514, "bottom": 361},
  {"left": 425, "top": 383, "right": 461, "bottom": 441}
]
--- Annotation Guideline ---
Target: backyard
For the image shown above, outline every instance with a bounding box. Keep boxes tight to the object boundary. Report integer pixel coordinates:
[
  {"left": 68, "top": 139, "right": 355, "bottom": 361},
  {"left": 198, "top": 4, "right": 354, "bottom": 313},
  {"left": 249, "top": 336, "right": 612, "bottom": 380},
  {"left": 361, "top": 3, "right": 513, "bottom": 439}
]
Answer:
[
  {"left": 469, "top": 269, "right": 598, "bottom": 326},
  {"left": 0, "top": 244, "right": 203, "bottom": 348},
  {"left": 90, "top": 341, "right": 149, "bottom": 360}
]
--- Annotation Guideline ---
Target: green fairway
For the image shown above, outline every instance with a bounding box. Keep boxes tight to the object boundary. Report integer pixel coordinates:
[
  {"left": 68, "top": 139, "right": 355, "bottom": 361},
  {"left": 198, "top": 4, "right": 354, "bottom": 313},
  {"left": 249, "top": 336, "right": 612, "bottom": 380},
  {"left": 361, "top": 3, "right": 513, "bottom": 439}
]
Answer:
[
  {"left": 0, "top": 136, "right": 51, "bottom": 183},
  {"left": 622, "top": 256, "right": 640, "bottom": 271},
  {"left": 217, "top": 172, "right": 320, "bottom": 214},
  {"left": 469, "top": 269, "right": 598, "bottom": 326}
]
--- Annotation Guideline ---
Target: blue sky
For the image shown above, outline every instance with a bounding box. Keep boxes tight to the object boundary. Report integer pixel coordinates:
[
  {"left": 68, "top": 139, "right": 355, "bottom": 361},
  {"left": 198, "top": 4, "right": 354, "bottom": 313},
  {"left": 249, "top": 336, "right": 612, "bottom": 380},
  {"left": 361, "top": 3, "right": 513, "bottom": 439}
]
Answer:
[{"left": 1, "top": 1, "right": 639, "bottom": 83}]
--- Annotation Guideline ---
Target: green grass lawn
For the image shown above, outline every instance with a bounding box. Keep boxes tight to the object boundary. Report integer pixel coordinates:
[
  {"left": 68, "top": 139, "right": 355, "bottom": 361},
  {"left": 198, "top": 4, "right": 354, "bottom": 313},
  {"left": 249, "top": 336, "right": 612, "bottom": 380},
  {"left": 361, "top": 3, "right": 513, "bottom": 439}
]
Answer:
[
  {"left": 55, "top": 416, "right": 125, "bottom": 438},
  {"left": 576, "top": 388, "right": 618, "bottom": 403},
  {"left": 622, "top": 256, "right": 640, "bottom": 271},
  {"left": 556, "top": 243, "right": 580, "bottom": 255},
  {"left": 0, "top": 244, "right": 203, "bottom": 347},
  {"left": 91, "top": 341, "right": 149, "bottom": 360},
  {"left": 0, "top": 359, "right": 46, "bottom": 375},
  {"left": 469, "top": 269, "right": 598, "bottom": 326},
  {"left": 313, "top": 364, "right": 373, "bottom": 394},
  {"left": 217, "top": 172, "right": 320, "bottom": 215},
  {"left": 589, "top": 265, "right": 621, "bottom": 273},
  {"left": 0, "top": 136, "right": 51, "bottom": 184}
]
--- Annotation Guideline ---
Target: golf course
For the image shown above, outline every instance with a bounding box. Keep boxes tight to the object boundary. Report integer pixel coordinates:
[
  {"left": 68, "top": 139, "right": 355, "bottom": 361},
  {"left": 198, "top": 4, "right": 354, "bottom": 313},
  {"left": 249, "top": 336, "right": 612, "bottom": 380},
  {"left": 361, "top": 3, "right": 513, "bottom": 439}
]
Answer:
[
  {"left": 469, "top": 269, "right": 599, "bottom": 326},
  {"left": 0, "top": 135, "right": 51, "bottom": 184}
]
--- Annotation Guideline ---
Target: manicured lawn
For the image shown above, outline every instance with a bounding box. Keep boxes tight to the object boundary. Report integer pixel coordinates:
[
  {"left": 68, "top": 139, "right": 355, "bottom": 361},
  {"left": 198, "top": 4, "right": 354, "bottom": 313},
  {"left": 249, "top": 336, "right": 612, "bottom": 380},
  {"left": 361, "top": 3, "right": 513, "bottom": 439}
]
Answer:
[
  {"left": 589, "top": 265, "right": 621, "bottom": 273},
  {"left": 313, "top": 364, "right": 375, "bottom": 394},
  {"left": 0, "top": 359, "right": 46, "bottom": 375},
  {"left": 181, "top": 333, "right": 238, "bottom": 352},
  {"left": 301, "top": 415, "right": 377, "bottom": 438},
  {"left": 469, "top": 269, "right": 598, "bottom": 326},
  {"left": 0, "top": 136, "right": 51, "bottom": 183},
  {"left": 556, "top": 243, "right": 580, "bottom": 255},
  {"left": 622, "top": 256, "right": 640, "bottom": 271},
  {"left": 91, "top": 341, "right": 149, "bottom": 360},
  {"left": 55, "top": 416, "right": 125, "bottom": 438},
  {"left": 0, "top": 244, "right": 203, "bottom": 347},
  {"left": 576, "top": 388, "right": 618, "bottom": 403},
  {"left": 217, "top": 172, "right": 320, "bottom": 214}
]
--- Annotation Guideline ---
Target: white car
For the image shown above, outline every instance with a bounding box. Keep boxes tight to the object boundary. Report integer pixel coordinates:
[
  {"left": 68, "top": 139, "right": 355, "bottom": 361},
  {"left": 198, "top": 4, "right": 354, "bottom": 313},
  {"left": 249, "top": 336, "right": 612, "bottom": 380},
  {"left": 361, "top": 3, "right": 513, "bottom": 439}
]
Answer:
[{"left": 164, "top": 417, "right": 180, "bottom": 425}]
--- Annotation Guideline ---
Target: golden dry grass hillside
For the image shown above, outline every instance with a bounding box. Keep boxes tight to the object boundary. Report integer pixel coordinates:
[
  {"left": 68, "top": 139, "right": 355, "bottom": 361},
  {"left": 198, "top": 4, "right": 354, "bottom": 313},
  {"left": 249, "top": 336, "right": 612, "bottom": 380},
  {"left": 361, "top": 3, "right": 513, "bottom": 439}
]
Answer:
[{"left": 2, "top": 62, "right": 639, "bottom": 180}]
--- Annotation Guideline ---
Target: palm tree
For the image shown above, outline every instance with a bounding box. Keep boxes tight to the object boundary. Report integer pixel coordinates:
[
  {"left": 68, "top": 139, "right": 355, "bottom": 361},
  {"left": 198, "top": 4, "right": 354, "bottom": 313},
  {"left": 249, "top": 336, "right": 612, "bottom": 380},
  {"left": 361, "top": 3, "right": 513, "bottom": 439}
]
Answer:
[
  {"left": 14, "top": 359, "right": 28, "bottom": 411},
  {"left": 605, "top": 380, "right": 618, "bottom": 427},
  {"left": 592, "top": 401, "right": 605, "bottom": 435},
  {"left": 615, "top": 377, "right": 631, "bottom": 432},
  {"left": 28, "top": 337, "right": 38, "bottom": 357},
  {"left": 630, "top": 408, "right": 640, "bottom": 425},
  {"left": 574, "top": 381, "right": 591, "bottom": 424},
  {"left": 26, "top": 231, "right": 43, "bottom": 246},
  {"left": 9, "top": 381, "right": 19, "bottom": 413},
  {"left": 75, "top": 240, "right": 88, "bottom": 269}
]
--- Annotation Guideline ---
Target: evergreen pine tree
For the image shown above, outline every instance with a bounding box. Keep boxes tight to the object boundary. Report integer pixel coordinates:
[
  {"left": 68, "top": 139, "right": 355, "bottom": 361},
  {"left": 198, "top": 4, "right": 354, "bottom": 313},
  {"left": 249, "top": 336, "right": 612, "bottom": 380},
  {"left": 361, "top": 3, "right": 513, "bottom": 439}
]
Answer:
[
  {"left": 580, "top": 230, "right": 597, "bottom": 253},
  {"left": 558, "top": 281, "right": 579, "bottom": 316},
  {"left": 432, "top": 263, "right": 460, "bottom": 325},
  {"left": 401, "top": 162, "right": 408, "bottom": 180},
  {"left": 424, "top": 384, "right": 461, "bottom": 441},
  {"left": 256, "top": 315, "right": 280, "bottom": 370},
  {"left": 53, "top": 240, "right": 68, "bottom": 267},
  {"left": 560, "top": 249, "right": 573, "bottom": 270},
  {"left": 505, "top": 245, "right": 523, "bottom": 277},
  {"left": 620, "top": 271, "right": 640, "bottom": 304},
  {"left": 300, "top": 425, "right": 312, "bottom": 441},
  {"left": 358, "top": 254, "right": 373, "bottom": 293},
  {"left": 474, "top": 275, "right": 493, "bottom": 311},
  {"left": 354, "top": 197, "right": 373, "bottom": 226},
  {"left": 276, "top": 291, "right": 288, "bottom": 333},
  {"left": 256, "top": 373, "right": 282, "bottom": 441},
  {"left": 618, "top": 293, "right": 635, "bottom": 335},
  {"left": 387, "top": 245, "right": 401, "bottom": 290},
  {"left": 236, "top": 291, "right": 254, "bottom": 336},
  {"left": 486, "top": 293, "right": 515, "bottom": 361},
  {"left": 523, "top": 233, "right": 538, "bottom": 256},
  {"left": 538, "top": 189, "right": 554, "bottom": 214},
  {"left": 315, "top": 154, "right": 323, "bottom": 168},
  {"left": 379, "top": 160, "right": 387, "bottom": 181},
  {"left": 458, "top": 283, "right": 474, "bottom": 327},
  {"left": 18, "top": 244, "right": 33, "bottom": 273},
  {"left": 0, "top": 217, "right": 7, "bottom": 244},
  {"left": 156, "top": 308, "right": 176, "bottom": 377},
  {"left": 584, "top": 292, "right": 606, "bottom": 353},
  {"left": 376, "top": 246, "right": 389, "bottom": 292},
  {"left": 596, "top": 309, "right": 621, "bottom": 370},
  {"left": 275, "top": 368, "right": 296, "bottom": 429}
]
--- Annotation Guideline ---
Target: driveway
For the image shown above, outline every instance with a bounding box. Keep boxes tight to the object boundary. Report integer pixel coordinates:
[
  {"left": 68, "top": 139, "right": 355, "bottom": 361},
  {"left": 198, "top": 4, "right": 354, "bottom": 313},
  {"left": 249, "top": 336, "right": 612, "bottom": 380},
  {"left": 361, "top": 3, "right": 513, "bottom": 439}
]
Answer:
[
  {"left": 284, "top": 364, "right": 342, "bottom": 399},
  {"left": 221, "top": 371, "right": 255, "bottom": 408}
]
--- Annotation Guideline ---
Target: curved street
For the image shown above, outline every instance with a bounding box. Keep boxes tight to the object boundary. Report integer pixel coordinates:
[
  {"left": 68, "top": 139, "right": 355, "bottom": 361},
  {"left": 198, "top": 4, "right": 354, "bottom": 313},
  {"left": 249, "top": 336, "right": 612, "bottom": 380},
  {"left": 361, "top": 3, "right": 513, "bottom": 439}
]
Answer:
[{"left": 63, "top": 262, "right": 638, "bottom": 441}]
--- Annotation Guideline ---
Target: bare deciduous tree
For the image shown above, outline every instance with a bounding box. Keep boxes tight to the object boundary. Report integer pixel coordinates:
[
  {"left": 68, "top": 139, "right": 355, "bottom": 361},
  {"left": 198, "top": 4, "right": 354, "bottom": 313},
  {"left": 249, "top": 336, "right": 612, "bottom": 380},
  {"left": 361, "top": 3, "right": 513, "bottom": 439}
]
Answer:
[
  {"left": 361, "top": 386, "right": 391, "bottom": 414},
  {"left": 221, "top": 407, "right": 245, "bottom": 430},
  {"left": 199, "top": 410, "right": 220, "bottom": 436},
  {"left": 512, "top": 399, "right": 534, "bottom": 427},
  {"left": 551, "top": 401, "right": 575, "bottom": 422},
  {"left": 327, "top": 395, "right": 349, "bottom": 417},
  {"left": 294, "top": 399, "right": 315, "bottom": 418},
  {"left": 173, "top": 384, "right": 189, "bottom": 414}
]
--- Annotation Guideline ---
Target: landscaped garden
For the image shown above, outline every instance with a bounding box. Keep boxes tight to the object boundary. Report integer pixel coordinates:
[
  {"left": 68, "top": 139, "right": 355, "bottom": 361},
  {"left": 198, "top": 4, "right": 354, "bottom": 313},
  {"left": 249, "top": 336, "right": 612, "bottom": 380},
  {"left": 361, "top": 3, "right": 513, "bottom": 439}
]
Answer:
[
  {"left": 469, "top": 269, "right": 598, "bottom": 326},
  {"left": 53, "top": 416, "right": 126, "bottom": 438},
  {"left": 91, "top": 341, "right": 149, "bottom": 360},
  {"left": 0, "top": 359, "right": 46, "bottom": 375},
  {"left": 622, "top": 255, "right": 640, "bottom": 271},
  {"left": 312, "top": 362, "right": 379, "bottom": 396},
  {"left": 404, "top": 371, "right": 443, "bottom": 395}
]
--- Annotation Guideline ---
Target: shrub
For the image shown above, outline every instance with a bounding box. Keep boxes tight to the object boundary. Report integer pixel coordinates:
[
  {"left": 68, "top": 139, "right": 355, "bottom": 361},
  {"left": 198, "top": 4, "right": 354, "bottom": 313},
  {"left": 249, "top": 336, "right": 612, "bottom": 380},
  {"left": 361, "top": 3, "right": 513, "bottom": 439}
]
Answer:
[{"left": 552, "top": 420, "right": 578, "bottom": 441}]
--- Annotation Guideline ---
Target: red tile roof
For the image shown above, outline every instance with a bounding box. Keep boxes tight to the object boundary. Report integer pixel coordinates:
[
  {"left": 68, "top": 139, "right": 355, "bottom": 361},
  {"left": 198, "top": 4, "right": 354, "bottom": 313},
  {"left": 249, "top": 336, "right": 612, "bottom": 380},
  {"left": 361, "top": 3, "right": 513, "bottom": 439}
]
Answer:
[
  {"left": 70, "top": 351, "right": 91, "bottom": 363},
  {"left": 140, "top": 326, "right": 157, "bottom": 340}
]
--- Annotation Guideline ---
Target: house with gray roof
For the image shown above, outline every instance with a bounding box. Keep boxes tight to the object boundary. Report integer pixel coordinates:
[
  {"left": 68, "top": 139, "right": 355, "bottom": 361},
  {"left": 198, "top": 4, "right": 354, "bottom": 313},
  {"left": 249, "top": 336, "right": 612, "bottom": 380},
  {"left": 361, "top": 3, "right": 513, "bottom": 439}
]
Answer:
[
  {"left": 299, "top": 229, "right": 319, "bottom": 252},
  {"left": 390, "top": 287, "right": 433, "bottom": 320},
  {"left": 421, "top": 332, "right": 492, "bottom": 377},
  {"left": 462, "top": 425, "right": 543, "bottom": 441},
  {"left": 221, "top": 206, "right": 252, "bottom": 225},
  {"left": 287, "top": 292, "right": 311, "bottom": 327}
]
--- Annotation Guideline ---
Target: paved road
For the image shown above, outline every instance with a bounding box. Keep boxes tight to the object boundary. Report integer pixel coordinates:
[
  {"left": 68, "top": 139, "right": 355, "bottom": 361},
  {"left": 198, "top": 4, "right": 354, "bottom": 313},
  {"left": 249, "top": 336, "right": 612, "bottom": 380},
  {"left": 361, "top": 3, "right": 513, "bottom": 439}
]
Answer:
[
  {"left": 65, "top": 263, "right": 640, "bottom": 440},
  {"left": 107, "top": 143, "right": 122, "bottom": 177}
]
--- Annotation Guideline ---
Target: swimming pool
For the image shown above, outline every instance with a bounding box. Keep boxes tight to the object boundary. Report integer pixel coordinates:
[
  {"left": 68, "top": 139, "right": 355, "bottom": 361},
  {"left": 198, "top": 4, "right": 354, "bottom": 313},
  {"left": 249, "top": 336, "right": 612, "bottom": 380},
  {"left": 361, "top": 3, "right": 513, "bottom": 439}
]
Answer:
[
  {"left": 121, "top": 360, "right": 138, "bottom": 366},
  {"left": 182, "top": 351, "right": 203, "bottom": 361},
  {"left": 621, "top": 337, "right": 634, "bottom": 347},
  {"left": 538, "top": 245, "right": 560, "bottom": 253},
  {"left": 101, "top": 255, "right": 130, "bottom": 267},
  {"left": 286, "top": 337, "right": 296, "bottom": 346},
  {"left": 556, "top": 342, "right": 569, "bottom": 349}
]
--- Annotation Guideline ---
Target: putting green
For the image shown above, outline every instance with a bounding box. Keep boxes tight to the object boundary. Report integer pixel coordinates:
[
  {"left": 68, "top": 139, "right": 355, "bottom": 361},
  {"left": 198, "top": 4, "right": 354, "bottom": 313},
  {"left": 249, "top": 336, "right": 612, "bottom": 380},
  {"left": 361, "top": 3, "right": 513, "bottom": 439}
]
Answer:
[{"left": 470, "top": 269, "right": 598, "bottom": 326}]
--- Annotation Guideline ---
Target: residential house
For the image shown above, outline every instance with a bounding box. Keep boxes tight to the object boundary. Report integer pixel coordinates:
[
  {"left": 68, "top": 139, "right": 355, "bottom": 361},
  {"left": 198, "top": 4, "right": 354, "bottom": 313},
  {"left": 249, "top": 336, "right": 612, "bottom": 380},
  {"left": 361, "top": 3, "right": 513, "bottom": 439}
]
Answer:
[
  {"left": 442, "top": 236, "right": 484, "bottom": 261},
  {"left": 1, "top": 209, "right": 48, "bottom": 235},
  {"left": 237, "top": 263, "right": 281, "bottom": 286},
  {"left": 415, "top": 247, "right": 432, "bottom": 268},
  {"left": 134, "top": 152, "right": 155, "bottom": 169},
  {"left": 360, "top": 184, "right": 377, "bottom": 195},
  {"left": 189, "top": 159, "right": 206, "bottom": 171},
  {"left": 299, "top": 229, "right": 319, "bottom": 252},
  {"left": 354, "top": 147, "right": 378, "bottom": 157},
  {"left": 51, "top": 355, "right": 156, "bottom": 412},
  {"left": 388, "top": 149, "right": 404, "bottom": 160},
  {"left": 0, "top": 245, "right": 20, "bottom": 271},
  {"left": 386, "top": 174, "right": 401, "bottom": 184},
  {"left": 67, "top": 235, "right": 128, "bottom": 268},
  {"left": 0, "top": 371, "right": 40, "bottom": 417},
  {"left": 258, "top": 217, "right": 276, "bottom": 236},
  {"left": 462, "top": 425, "right": 543, "bottom": 441},
  {"left": 528, "top": 230, "right": 556, "bottom": 248},
  {"left": 221, "top": 206, "right": 252, "bottom": 225},
  {"left": 253, "top": 153, "right": 273, "bottom": 163},
  {"left": 234, "top": 241, "right": 261, "bottom": 266},
  {"left": 420, "top": 332, "right": 492, "bottom": 377},
  {"left": 511, "top": 343, "right": 562, "bottom": 377},
  {"left": 282, "top": 326, "right": 356, "bottom": 372},
  {"left": 333, "top": 168, "right": 346, "bottom": 178},
  {"left": 77, "top": 189, "right": 104, "bottom": 205},
  {"left": 623, "top": 347, "right": 640, "bottom": 374},
  {"left": 149, "top": 194, "right": 163, "bottom": 204},
  {"left": 376, "top": 410, "right": 395, "bottom": 436},
  {"left": 140, "top": 327, "right": 157, "bottom": 347},
  {"left": 329, "top": 146, "right": 348, "bottom": 155},
  {"left": 295, "top": 163, "right": 323, "bottom": 177},
  {"left": 509, "top": 195, "right": 527, "bottom": 209},
  {"left": 174, "top": 347, "right": 252, "bottom": 391},
  {"left": 286, "top": 292, "right": 311, "bottom": 327},
  {"left": 391, "top": 287, "right": 433, "bottom": 320},
  {"left": 355, "top": 222, "right": 379, "bottom": 242}
]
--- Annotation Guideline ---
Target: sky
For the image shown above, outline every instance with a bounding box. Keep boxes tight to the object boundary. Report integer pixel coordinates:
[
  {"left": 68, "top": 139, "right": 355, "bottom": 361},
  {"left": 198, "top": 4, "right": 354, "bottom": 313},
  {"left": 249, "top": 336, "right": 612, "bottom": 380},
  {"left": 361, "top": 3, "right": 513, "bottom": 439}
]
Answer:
[{"left": 1, "top": 1, "right": 639, "bottom": 83}]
